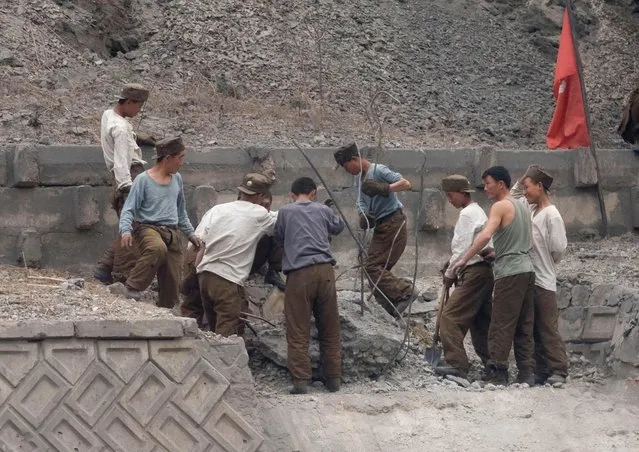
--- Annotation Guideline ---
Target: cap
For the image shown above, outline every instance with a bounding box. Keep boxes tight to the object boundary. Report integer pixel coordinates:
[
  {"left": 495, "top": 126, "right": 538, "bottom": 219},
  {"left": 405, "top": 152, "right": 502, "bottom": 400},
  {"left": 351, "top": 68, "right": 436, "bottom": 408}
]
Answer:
[
  {"left": 523, "top": 165, "right": 553, "bottom": 190},
  {"left": 333, "top": 142, "right": 359, "bottom": 167},
  {"left": 442, "top": 175, "right": 475, "bottom": 193},
  {"left": 237, "top": 173, "right": 273, "bottom": 195},
  {"left": 117, "top": 83, "right": 149, "bottom": 102},
  {"left": 154, "top": 136, "right": 185, "bottom": 159}
]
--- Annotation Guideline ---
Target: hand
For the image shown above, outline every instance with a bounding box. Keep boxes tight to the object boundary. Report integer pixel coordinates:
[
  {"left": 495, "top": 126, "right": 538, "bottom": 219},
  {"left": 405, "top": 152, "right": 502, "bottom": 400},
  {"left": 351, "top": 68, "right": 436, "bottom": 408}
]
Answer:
[
  {"left": 361, "top": 180, "right": 390, "bottom": 197},
  {"left": 324, "top": 199, "right": 335, "bottom": 207},
  {"left": 443, "top": 276, "right": 456, "bottom": 289},
  {"left": 359, "top": 213, "right": 376, "bottom": 230},
  {"left": 121, "top": 234, "right": 133, "bottom": 248},
  {"left": 479, "top": 247, "right": 495, "bottom": 263},
  {"left": 439, "top": 261, "right": 450, "bottom": 277},
  {"left": 450, "top": 257, "right": 468, "bottom": 275},
  {"left": 189, "top": 235, "right": 204, "bottom": 250},
  {"left": 118, "top": 185, "right": 131, "bottom": 194}
]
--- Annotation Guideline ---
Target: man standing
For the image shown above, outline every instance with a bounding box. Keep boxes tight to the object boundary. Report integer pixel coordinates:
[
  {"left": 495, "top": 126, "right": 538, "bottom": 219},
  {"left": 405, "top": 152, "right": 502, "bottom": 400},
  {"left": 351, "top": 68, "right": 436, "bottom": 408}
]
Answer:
[
  {"left": 95, "top": 83, "right": 151, "bottom": 284},
  {"left": 115, "top": 136, "right": 201, "bottom": 308},
  {"left": 512, "top": 165, "right": 569, "bottom": 385},
  {"left": 435, "top": 175, "right": 493, "bottom": 379},
  {"left": 333, "top": 143, "right": 417, "bottom": 316},
  {"left": 194, "top": 174, "right": 279, "bottom": 337},
  {"left": 452, "top": 166, "right": 535, "bottom": 386},
  {"left": 274, "top": 177, "right": 345, "bottom": 394}
]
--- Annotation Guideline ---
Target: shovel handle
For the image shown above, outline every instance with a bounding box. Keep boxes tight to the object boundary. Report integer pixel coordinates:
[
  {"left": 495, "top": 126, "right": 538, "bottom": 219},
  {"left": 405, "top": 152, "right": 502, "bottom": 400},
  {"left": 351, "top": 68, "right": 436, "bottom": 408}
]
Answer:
[{"left": 432, "top": 285, "right": 450, "bottom": 344}]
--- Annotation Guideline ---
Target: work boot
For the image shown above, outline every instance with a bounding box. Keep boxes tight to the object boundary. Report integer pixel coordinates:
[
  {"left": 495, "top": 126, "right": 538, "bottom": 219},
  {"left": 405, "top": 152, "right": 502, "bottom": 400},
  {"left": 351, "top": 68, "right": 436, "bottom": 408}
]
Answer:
[
  {"left": 290, "top": 379, "right": 309, "bottom": 395},
  {"left": 484, "top": 364, "right": 508, "bottom": 386},
  {"left": 394, "top": 289, "right": 420, "bottom": 317},
  {"left": 325, "top": 377, "right": 341, "bottom": 393},
  {"left": 534, "top": 374, "right": 549, "bottom": 386},
  {"left": 94, "top": 267, "right": 114, "bottom": 285},
  {"left": 516, "top": 373, "right": 536, "bottom": 387},
  {"left": 546, "top": 374, "right": 567, "bottom": 385},
  {"left": 264, "top": 267, "right": 286, "bottom": 291},
  {"left": 434, "top": 366, "right": 468, "bottom": 379},
  {"left": 108, "top": 282, "right": 142, "bottom": 301}
]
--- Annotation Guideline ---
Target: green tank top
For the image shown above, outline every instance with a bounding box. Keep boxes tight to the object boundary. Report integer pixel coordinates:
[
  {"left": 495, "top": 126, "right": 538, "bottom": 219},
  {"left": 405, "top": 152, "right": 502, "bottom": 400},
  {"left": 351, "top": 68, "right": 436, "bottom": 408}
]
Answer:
[{"left": 493, "top": 197, "right": 533, "bottom": 280}]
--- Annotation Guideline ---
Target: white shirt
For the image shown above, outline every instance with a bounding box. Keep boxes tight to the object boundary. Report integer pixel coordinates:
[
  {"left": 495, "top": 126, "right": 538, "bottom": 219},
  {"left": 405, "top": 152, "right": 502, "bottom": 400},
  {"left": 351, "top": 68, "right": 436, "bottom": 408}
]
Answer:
[
  {"left": 194, "top": 200, "right": 278, "bottom": 285},
  {"left": 445, "top": 202, "right": 492, "bottom": 279},
  {"left": 100, "top": 109, "right": 145, "bottom": 190},
  {"left": 511, "top": 182, "right": 568, "bottom": 292}
]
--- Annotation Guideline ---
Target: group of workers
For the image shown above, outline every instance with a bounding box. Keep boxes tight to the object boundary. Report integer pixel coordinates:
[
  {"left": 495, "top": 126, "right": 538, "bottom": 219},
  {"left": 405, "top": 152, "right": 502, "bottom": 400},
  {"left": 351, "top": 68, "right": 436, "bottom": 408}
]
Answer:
[{"left": 96, "top": 82, "right": 569, "bottom": 392}]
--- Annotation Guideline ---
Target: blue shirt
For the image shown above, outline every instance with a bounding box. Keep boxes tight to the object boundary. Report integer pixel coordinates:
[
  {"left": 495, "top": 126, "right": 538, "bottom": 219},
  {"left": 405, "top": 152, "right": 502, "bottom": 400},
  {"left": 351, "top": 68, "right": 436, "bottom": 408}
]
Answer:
[
  {"left": 119, "top": 171, "right": 194, "bottom": 237},
  {"left": 274, "top": 200, "right": 345, "bottom": 274},
  {"left": 355, "top": 164, "right": 403, "bottom": 220}
]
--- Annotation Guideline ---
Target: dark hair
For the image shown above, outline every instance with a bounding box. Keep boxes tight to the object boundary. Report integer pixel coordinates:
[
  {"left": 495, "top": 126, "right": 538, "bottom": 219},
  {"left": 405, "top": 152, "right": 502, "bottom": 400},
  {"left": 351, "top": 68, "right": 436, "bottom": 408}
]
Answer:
[
  {"left": 118, "top": 99, "right": 126, "bottom": 105},
  {"left": 482, "top": 166, "right": 511, "bottom": 189},
  {"left": 291, "top": 177, "right": 317, "bottom": 195}
]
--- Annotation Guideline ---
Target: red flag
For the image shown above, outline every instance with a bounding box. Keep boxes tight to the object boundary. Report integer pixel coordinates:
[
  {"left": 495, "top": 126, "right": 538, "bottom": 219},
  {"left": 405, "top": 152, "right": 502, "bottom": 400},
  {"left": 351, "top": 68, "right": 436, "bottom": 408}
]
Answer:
[{"left": 546, "top": 9, "right": 590, "bottom": 149}]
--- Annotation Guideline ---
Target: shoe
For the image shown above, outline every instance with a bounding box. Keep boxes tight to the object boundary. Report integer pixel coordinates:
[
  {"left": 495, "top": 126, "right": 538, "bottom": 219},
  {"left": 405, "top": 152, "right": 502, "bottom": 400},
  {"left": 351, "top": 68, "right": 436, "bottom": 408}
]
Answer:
[
  {"left": 516, "top": 373, "right": 536, "bottom": 387},
  {"left": 434, "top": 366, "right": 468, "bottom": 379},
  {"left": 325, "top": 377, "right": 341, "bottom": 392},
  {"left": 264, "top": 267, "right": 286, "bottom": 291},
  {"left": 394, "top": 289, "right": 420, "bottom": 317},
  {"left": 546, "top": 374, "right": 567, "bottom": 385},
  {"left": 94, "top": 268, "right": 114, "bottom": 285},
  {"left": 108, "top": 282, "right": 142, "bottom": 301},
  {"left": 484, "top": 364, "right": 508, "bottom": 385},
  {"left": 534, "top": 374, "right": 548, "bottom": 386},
  {"left": 289, "top": 379, "right": 309, "bottom": 394}
]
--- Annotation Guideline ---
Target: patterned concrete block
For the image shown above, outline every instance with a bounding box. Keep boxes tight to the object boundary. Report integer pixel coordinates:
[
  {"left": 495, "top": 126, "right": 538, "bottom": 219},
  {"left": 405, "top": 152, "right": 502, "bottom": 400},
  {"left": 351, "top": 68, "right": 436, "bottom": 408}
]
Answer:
[
  {"left": 74, "top": 185, "right": 100, "bottom": 230},
  {"left": 420, "top": 189, "right": 445, "bottom": 231},
  {"left": 581, "top": 306, "right": 618, "bottom": 342},
  {"left": 95, "top": 405, "right": 154, "bottom": 452},
  {"left": 172, "top": 359, "right": 230, "bottom": 424},
  {"left": 43, "top": 338, "right": 95, "bottom": 384},
  {"left": 9, "top": 146, "right": 39, "bottom": 188},
  {"left": 0, "top": 320, "right": 75, "bottom": 339},
  {"left": 0, "top": 407, "right": 49, "bottom": 451},
  {"left": 98, "top": 340, "right": 148, "bottom": 382},
  {"left": 573, "top": 148, "right": 598, "bottom": 188},
  {"left": 0, "top": 342, "right": 38, "bottom": 386},
  {"left": 41, "top": 406, "right": 104, "bottom": 451},
  {"left": 65, "top": 363, "right": 124, "bottom": 426},
  {"left": 203, "top": 401, "right": 264, "bottom": 452},
  {"left": 119, "top": 362, "right": 175, "bottom": 426},
  {"left": 0, "top": 376, "right": 10, "bottom": 407},
  {"left": 149, "top": 404, "right": 209, "bottom": 452},
  {"left": 75, "top": 319, "right": 184, "bottom": 338},
  {"left": 150, "top": 339, "right": 199, "bottom": 383}
]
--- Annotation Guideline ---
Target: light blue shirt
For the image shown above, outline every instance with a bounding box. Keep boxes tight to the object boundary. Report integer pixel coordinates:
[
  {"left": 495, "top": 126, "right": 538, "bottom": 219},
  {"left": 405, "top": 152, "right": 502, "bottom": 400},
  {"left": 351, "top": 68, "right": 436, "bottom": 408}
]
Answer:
[
  {"left": 119, "top": 171, "right": 194, "bottom": 237},
  {"left": 355, "top": 164, "right": 403, "bottom": 220}
]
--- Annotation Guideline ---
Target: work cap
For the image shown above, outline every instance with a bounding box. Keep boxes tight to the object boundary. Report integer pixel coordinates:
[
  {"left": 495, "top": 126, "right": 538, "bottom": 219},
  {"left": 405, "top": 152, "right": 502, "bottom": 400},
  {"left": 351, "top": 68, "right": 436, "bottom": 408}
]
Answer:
[
  {"left": 523, "top": 165, "right": 553, "bottom": 190},
  {"left": 237, "top": 173, "right": 273, "bottom": 195},
  {"left": 118, "top": 83, "right": 149, "bottom": 102},
  {"left": 155, "top": 136, "right": 186, "bottom": 159},
  {"left": 441, "top": 174, "right": 475, "bottom": 193},
  {"left": 333, "top": 142, "right": 359, "bottom": 167}
]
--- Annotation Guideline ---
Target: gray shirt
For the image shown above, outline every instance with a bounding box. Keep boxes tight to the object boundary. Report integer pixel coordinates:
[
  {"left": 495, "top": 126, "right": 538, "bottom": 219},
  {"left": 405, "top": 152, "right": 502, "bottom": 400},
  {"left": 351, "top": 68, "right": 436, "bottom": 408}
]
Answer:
[
  {"left": 274, "top": 200, "right": 345, "bottom": 274},
  {"left": 355, "top": 164, "right": 403, "bottom": 220},
  {"left": 119, "top": 171, "right": 194, "bottom": 237}
]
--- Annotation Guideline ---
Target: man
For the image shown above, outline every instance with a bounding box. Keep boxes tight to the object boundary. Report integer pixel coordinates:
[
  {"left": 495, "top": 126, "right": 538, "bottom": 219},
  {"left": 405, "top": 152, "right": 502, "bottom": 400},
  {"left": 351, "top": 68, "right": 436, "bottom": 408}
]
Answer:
[
  {"left": 114, "top": 136, "right": 202, "bottom": 308},
  {"left": 452, "top": 166, "right": 535, "bottom": 386},
  {"left": 274, "top": 177, "right": 345, "bottom": 394},
  {"left": 193, "top": 174, "right": 279, "bottom": 337},
  {"left": 512, "top": 165, "right": 569, "bottom": 385},
  {"left": 618, "top": 85, "right": 639, "bottom": 144},
  {"left": 95, "top": 83, "right": 152, "bottom": 284},
  {"left": 333, "top": 143, "right": 417, "bottom": 316},
  {"left": 435, "top": 175, "right": 493, "bottom": 379}
]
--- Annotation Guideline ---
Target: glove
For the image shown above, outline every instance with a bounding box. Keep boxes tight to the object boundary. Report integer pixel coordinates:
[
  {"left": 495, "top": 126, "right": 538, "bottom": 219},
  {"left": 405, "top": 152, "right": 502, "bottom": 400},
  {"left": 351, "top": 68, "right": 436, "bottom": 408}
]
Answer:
[
  {"left": 118, "top": 185, "right": 131, "bottom": 194},
  {"left": 135, "top": 133, "right": 156, "bottom": 147},
  {"left": 324, "top": 199, "right": 335, "bottom": 208},
  {"left": 359, "top": 213, "right": 376, "bottom": 230},
  {"left": 361, "top": 180, "right": 390, "bottom": 197}
]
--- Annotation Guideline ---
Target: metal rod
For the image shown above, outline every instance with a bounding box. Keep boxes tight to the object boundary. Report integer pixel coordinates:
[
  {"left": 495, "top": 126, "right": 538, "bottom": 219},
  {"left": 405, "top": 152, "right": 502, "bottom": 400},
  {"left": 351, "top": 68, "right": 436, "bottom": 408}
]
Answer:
[{"left": 240, "top": 311, "right": 278, "bottom": 328}]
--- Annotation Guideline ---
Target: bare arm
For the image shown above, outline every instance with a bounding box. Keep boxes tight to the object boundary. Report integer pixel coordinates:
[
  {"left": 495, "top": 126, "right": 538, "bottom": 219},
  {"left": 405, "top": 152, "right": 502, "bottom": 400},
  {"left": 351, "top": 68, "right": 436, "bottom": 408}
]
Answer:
[{"left": 390, "top": 177, "right": 411, "bottom": 192}]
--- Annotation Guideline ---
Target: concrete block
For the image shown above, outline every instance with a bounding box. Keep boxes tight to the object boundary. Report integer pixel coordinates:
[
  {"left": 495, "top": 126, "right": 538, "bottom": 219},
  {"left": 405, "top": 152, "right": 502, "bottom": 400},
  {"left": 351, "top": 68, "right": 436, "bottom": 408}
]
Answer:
[
  {"left": 613, "top": 323, "right": 639, "bottom": 366},
  {"left": 558, "top": 307, "right": 586, "bottom": 342},
  {"left": 573, "top": 148, "right": 598, "bottom": 188},
  {"left": 557, "top": 284, "right": 572, "bottom": 309},
  {"left": 119, "top": 362, "right": 175, "bottom": 426},
  {"left": 0, "top": 375, "right": 10, "bottom": 406},
  {"left": 95, "top": 405, "right": 155, "bottom": 452},
  {"left": 0, "top": 149, "right": 7, "bottom": 186},
  {"left": 172, "top": 359, "right": 230, "bottom": 423},
  {"left": 17, "top": 228, "right": 42, "bottom": 268},
  {"left": 9, "top": 146, "right": 39, "bottom": 187},
  {"left": 0, "top": 320, "right": 74, "bottom": 339},
  {"left": 420, "top": 188, "right": 445, "bottom": 231},
  {"left": 37, "top": 146, "right": 111, "bottom": 186},
  {"left": 98, "top": 340, "right": 149, "bottom": 383},
  {"left": 570, "top": 284, "right": 592, "bottom": 307},
  {"left": 182, "top": 318, "right": 199, "bottom": 337},
  {"left": 41, "top": 406, "right": 104, "bottom": 451},
  {"left": 65, "top": 363, "right": 124, "bottom": 426},
  {"left": 473, "top": 147, "right": 496, "bottom": 188},
  {"left": 0, "top": 407, "right": 50, "bottom": 451},
  {"left": 189, "top": 184, "right": 217, "bottom": 223},
  {"left": 0, "top": 342, "right": 38, "bottom": 386},
  {"left": 581, "top": 306, "right": 618, "bottom": 342},
  {"left": 631, "top": 187, "right": 639, "bottom": 230},
  {"left": 43, "top": 338, "right": 95, "bottom": 384},
  {"left": 74, "top": 319, "right": 184, "bottom": 338},
  {"left": 149, "top": 339, "right": 199, "bottom": 383},
  {"left": 149, "top": 404, "right": 209, "bottom": 452},
  {"left": 202, "top": 401, "right": 264, "bottom": 452},
  {"left": 588, "top": 284, "right": 627, "bottom": 307},
  {"left": 73, "top": 185, "right": 100, "bottom": 229}
]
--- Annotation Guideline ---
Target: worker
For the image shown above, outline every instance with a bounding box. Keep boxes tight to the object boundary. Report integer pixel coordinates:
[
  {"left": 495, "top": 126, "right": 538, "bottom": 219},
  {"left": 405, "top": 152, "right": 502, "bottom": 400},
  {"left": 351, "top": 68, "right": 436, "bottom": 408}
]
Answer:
[
  {"left": 274, "top": 177, "right": 345, "bottom": 394},
  {"left": 333, "top": 143, "right": 418, "bottom": 317},
  {"left": 618, "top": 86, "right": 639, "bottom": 144},
  {"left": 193, "top": 173, "right": 279, "bottom": 337},
  {"left": 113, "top": 136, "right": 202, "bottom": 308},
  {"left": 451, "top": 166, "right": 536, "bottom": 386},
  {"left": 511, "top": 165, "right": 569, "bottom": 386},
  {"left": 95, "top": 83, "right": 153, "bottom": 284},
  {"left": 435, "top": 175, "right": 493, "bottom": 379}
]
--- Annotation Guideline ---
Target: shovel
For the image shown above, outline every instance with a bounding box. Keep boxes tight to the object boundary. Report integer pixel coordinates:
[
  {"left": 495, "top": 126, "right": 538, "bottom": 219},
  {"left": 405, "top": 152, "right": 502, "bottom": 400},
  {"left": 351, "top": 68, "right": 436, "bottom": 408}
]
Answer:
[{"left": 424, "top": 285, "right": 450, "bottom": 368}]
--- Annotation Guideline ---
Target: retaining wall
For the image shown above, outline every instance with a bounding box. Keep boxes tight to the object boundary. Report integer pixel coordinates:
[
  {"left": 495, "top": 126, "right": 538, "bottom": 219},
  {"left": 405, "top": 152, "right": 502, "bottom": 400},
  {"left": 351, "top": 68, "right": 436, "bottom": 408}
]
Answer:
[{"left": 1, "top": 145, "right": 638, "bottom": 273}]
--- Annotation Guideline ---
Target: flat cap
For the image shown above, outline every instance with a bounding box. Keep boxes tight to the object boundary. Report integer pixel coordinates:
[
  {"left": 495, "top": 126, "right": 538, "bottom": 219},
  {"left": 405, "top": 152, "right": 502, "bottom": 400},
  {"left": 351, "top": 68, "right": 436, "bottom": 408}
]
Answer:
[
  {"left": 442, "top": 174, "right": 475, "bottom": 193},
  {"left": 238, "top": 173, "right": 273, "bottom": 196},
  {"left": 118, "top": 83, "right": 149, "bottom": 102},
  {"left": 523, "top": 165, "right": 553, "bottom": 190},
  {"left": 155, "top": 136, "right": 185, "bottom": 159},
  {"left": 333, "top": 142, "right": 359, "bottom": 166}
]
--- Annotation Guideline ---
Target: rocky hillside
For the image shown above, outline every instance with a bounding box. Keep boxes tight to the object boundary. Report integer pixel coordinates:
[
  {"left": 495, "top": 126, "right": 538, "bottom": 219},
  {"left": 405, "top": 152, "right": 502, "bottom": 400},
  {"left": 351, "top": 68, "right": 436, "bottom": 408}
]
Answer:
[{"left": 0, "top": 0, "right": 638, "bottom": 149}]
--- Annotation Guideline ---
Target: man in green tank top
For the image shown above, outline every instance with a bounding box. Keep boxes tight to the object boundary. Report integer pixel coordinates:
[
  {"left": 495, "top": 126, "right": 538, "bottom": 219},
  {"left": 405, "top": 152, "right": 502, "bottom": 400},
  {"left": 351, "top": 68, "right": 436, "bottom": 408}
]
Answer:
[{"left": 451, "top": 166, "right": 536, "bottom": 386}]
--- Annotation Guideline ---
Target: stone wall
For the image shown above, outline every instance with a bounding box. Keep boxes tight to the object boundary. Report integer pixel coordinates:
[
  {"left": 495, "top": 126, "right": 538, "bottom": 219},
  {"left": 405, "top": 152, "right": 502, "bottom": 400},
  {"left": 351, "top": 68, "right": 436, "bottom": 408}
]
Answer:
[
  {"left": 0, "top": 318, "right": 263, "bottom": 451},
  {"left": 1, "top": 145, "right": 638, "bottom": 272}
]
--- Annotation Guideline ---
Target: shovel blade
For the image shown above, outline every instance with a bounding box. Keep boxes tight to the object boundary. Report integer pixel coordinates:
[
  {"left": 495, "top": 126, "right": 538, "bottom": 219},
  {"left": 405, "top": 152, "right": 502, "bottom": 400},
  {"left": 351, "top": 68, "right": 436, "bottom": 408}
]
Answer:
[{"left": 424, "top": 345, "right": 442, "bottom": 368}]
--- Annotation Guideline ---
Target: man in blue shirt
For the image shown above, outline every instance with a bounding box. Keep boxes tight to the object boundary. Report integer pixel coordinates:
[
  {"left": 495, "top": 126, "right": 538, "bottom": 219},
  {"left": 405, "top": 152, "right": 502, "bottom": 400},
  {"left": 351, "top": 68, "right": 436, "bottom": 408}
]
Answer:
[{"left": 334, "top": 143, "right": 418, "bottom": 316}]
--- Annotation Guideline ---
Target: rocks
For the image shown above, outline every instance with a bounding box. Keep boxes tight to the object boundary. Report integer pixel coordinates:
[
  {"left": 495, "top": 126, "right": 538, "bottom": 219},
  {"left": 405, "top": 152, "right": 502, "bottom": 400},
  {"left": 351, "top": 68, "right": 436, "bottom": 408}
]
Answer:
[
  {"left": 446, "top": 375, "right": 470, "bottom": 388},
  {"left": 0, "top": 48, "right": 19, "bottom": 67}
]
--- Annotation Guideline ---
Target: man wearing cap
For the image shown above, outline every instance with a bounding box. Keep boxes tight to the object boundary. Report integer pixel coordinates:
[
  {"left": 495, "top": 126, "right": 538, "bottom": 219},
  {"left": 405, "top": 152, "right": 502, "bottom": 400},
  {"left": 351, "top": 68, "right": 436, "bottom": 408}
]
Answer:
[
  {"left": 114, "top": 136, "right": 202, "bottom": 308},
  {"left": 95, "top": 83, "right": 153, "bottom": 284},
  {"left": 191, "top": 173, "right": 279, "bottom": 337},
  {"left": 512, "top": 165, "right": 568, "bottom": 385},
  {"left": 333, "top": 143, "right": 418, "bottom": 316},
  {"left": 435, "top": 175, "right": 494, "bottom": 379}
]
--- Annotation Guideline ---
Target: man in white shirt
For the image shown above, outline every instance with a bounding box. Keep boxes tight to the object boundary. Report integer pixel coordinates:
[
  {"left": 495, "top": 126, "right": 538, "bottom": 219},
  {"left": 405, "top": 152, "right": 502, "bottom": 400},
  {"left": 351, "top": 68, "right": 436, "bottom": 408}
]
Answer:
[
  {"left": 95, "top": 83, "right": 151, "bottom": 284},
  {"left": 193, "top": 173, "right": 279, "bottom": 337},
  {"left": 436, "top": 175, "right": 494, "bottom": 379},
  {"left": 512, "top": 165, "right": 569, "bottom": 385}
]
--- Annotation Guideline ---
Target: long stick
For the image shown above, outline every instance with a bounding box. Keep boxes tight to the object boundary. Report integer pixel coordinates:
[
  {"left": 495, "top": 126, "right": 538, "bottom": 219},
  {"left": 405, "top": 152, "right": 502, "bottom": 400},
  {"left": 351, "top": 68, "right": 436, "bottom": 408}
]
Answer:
[{"left": 565, "top": 0, "right": 608, "bottom": 237}]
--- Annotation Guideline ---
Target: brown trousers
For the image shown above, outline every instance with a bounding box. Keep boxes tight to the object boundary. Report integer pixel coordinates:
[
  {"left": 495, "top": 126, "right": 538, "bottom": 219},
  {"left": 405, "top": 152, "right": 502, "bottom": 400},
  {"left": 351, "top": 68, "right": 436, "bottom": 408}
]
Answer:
[
  {"left": 533, "top": 286, "right": 569, "bottom": 377},
  {"left": 365, "top": 209, "right": 412, "bottom": 306},
  {"left": 198, "top": 271, "right": 247, "bottom": 337},
  {"left": 439, "top": 263, "right": 493, "bottom": 372},
  {"left": 285, "top": 263, "right": 341, "bottom": 382},
  {"left": 97, "top": 163, "right": 144, "bottom": 280},
  {"left": 488, "top": 272, "right": 536, "bottom": 376},
  {"left": 125, "top": 224, "right": 183, "bottom": 308}
]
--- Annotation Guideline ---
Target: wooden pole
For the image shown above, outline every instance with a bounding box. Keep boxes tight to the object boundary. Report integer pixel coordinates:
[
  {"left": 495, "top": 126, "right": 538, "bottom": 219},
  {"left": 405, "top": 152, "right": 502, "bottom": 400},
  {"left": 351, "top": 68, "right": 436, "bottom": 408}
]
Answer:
[{"left": 565, "top": 0, "right": 608, "bottom": 237}]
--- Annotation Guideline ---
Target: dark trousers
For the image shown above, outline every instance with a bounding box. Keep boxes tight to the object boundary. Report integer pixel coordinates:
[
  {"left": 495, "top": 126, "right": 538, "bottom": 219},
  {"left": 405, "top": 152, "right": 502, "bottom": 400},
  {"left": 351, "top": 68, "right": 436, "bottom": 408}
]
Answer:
[
  {"left": 533, "top": 286, "right": 569, "bottom": 377},
  {"left": 285, "top": 263, "right": 341, "bottom": 382},
  {"left": 198, "top": 271, "right": 247, "bottom": 337},
  {"left": 439, "top": 263, "right": 493, "bottom": 372},
  {"left": 488, "top": 272, "right": 536, "bottom": 376}
]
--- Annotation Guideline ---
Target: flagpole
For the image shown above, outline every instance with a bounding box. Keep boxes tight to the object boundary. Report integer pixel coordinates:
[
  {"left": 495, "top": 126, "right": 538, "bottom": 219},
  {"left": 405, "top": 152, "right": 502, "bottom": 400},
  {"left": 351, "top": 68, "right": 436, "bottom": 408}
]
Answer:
[{"left": 565, "top": 0, "right": 608, "bottom": 237}]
